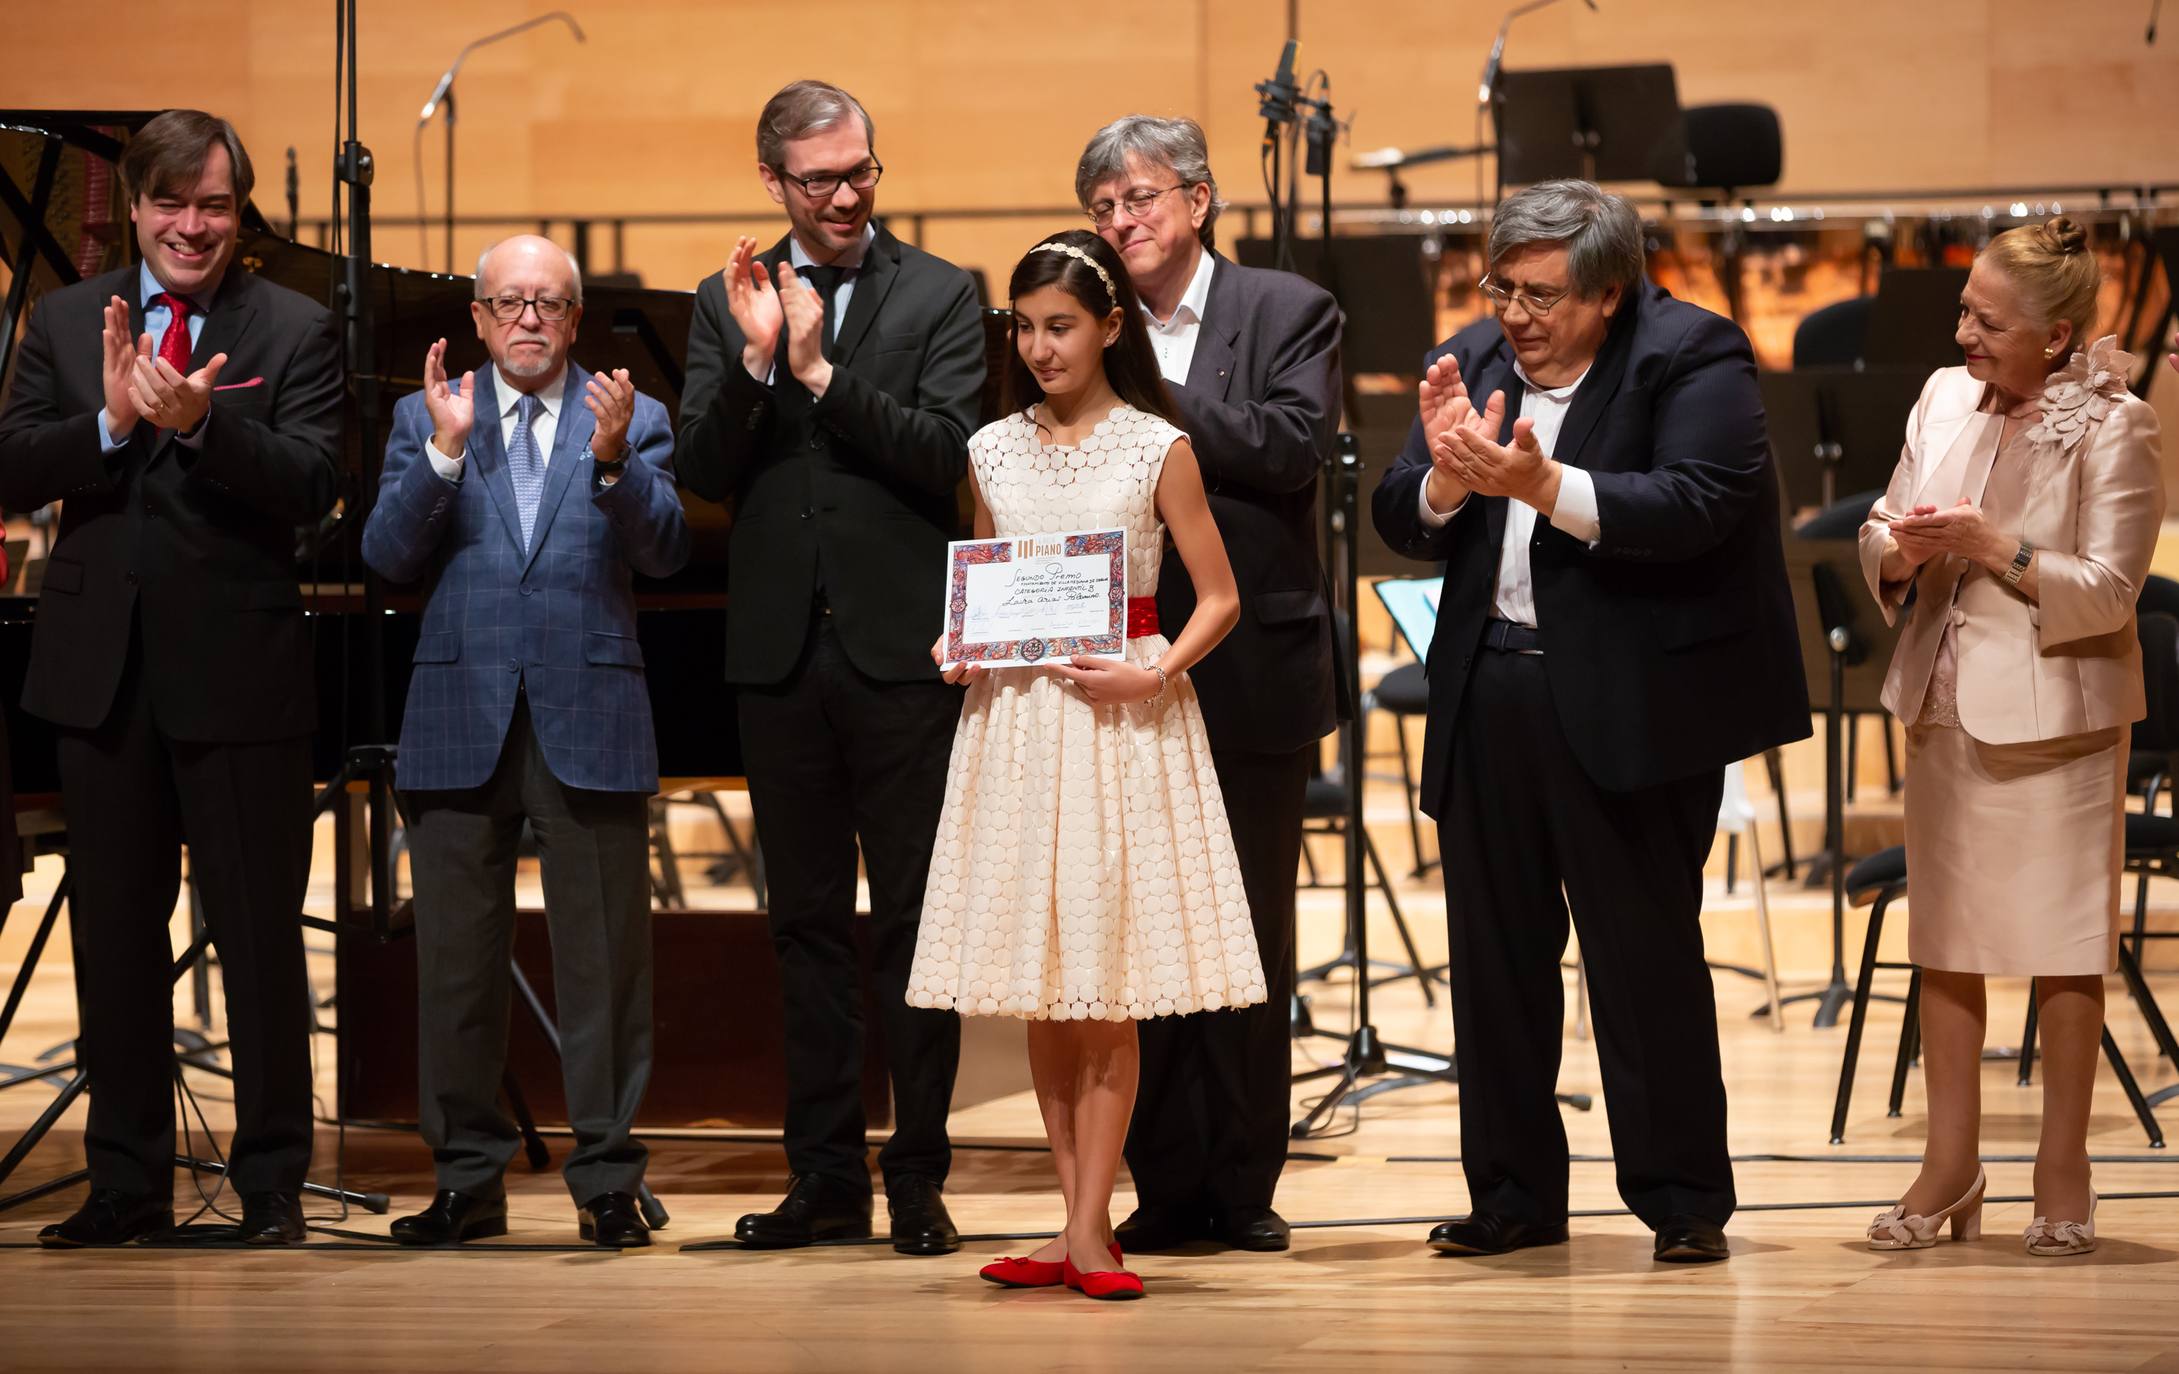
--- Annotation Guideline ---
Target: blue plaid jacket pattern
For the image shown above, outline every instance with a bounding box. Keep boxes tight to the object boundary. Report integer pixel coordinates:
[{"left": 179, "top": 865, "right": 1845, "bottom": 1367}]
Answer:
[{"left": 362, "top": 364, "right": 691, "bottom": 793}]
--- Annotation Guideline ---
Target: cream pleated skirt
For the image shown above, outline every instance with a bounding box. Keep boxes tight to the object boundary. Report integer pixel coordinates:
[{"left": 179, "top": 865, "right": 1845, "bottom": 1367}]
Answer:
[{"left": 1902, "top": 723, "right": 2127, "bottom": 976}]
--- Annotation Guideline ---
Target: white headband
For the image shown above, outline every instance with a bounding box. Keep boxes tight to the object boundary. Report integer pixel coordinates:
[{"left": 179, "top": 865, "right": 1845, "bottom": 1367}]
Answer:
[{"left": 1028, "top": 241, "right": 1117, "bottom": 302}]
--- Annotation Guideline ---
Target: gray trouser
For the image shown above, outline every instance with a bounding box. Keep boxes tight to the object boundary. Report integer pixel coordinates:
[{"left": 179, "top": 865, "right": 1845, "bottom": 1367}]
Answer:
[{"left": 403, "top": 693, "right": 654, "bottom": 1203}]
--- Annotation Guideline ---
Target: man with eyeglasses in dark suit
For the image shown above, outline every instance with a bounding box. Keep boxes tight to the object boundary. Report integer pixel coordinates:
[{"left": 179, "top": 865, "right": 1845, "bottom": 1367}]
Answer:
[{"left": 677, "top": 79, "right": 985, "bottom": 1255}]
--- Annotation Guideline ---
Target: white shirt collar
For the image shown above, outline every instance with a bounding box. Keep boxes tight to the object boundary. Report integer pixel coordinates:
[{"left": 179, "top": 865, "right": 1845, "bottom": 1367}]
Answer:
[
  {"left": 1512, "top": 358, "right": 1590, "bottom": 400},
  {"left": 789, "top": 221, "right": 877, "bottom": 272},
  {"left": 495, "top": 364, "right": 568, "bottom": 419},
  {"left": 1144, "top": 247, "right": 1215, "bottom": 331}
]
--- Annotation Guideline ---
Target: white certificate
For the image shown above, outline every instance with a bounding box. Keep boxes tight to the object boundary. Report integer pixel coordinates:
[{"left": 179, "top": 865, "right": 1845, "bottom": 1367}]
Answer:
[{"left": 943, "top": 528, "right": 1128, "bottom": 669}]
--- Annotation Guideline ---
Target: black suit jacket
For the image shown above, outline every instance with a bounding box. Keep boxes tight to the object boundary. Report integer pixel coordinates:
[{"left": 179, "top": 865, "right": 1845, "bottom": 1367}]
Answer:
[
  {"left": 1372, "top": 282, "right": 1810, "bottom": 809},
  {"left": 1156, "top": 253, "right": 1342, "bottom": 756},
  {"left": 0, "top": 264, "right": 342, "bottom": 741},
  {"left": 677, "top": 224, "right": 985, "bottom": 686}
]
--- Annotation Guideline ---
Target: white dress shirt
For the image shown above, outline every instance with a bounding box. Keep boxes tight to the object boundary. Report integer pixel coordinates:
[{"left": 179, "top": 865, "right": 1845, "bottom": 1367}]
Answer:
[
  {"left": 428, "top": 365, "right": 568, "bottom": 481},
  {"left": 1142, "top": 247, "right": 1216, "bottom": 384},
  {"left": 1417, "top": 360, "right": 1602, "bottom": 627}
]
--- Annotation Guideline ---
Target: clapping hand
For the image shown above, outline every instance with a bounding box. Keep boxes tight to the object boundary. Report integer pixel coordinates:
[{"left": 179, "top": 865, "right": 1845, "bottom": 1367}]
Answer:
[
  {"left": 127, "top": 343, "right": 227, "bottom": 436},
  {"left": 583, "top": 367, "right": 635, "bottom": 464},
  {"left": 1438, "top": 415, "right": 1555, "bottom": 509},
  {"left": 932, "top": 633, "right": 986, "bottom": 687},
  {"left": 1052, "top": 655, "right": 1162, "bottom": 705},
  {"left": 721, "top": 236, "right": 783, "bottom": 379},
  {"left": 1891, "top": 499, "right": 2007, "bottom": 568},
  {"left": 1417, "top": 355, "right": 1506, "bottom": 513},
  {"left": 100, "top": 296, "right": 149, "bottom": 441},
  {"left": 774, "top": 262, "right": 831, "bottom": 394},
  {"left": 422, "top": 337, "right": 475, "bottom": 459}
]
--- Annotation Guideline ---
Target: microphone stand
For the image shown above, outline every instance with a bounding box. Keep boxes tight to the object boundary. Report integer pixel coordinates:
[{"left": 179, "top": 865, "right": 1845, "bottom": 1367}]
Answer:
[
  {"left": 1479, "top": 0, "right": 1598, "bottom": 205},
  {"left": 416, "top": 11, "right": 586, "bottom": 272}
]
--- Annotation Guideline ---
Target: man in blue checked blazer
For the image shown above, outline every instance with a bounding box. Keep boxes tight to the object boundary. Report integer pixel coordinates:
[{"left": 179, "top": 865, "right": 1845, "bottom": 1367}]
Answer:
[{"left": 362, "top": 234, "right": 689, "bottom": 1250}]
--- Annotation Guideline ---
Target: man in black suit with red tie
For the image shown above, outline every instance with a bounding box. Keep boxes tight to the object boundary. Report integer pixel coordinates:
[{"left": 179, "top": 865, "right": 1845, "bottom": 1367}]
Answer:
[
  {"left": 1373, "top": 180, "right": 1808, "bottom": 1265},
  {"left": 0, "top": 110, "right": 342, "bottom": 1247},
  {"left": 677, "top": 80, "right": 985, "bottom": 1254},
  {"left": 1076, "top": 116, "right": 1343, "bottom": 1255}
]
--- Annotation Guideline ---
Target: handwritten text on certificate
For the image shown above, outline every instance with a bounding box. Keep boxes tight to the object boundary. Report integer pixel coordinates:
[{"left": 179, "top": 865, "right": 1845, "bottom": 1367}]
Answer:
[{"left": 943, "top": 528, "right": 1128, "bottom": 668}]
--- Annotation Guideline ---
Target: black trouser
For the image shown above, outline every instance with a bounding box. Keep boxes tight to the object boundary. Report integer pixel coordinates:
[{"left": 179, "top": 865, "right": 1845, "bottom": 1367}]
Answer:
[
  {"left": 736, "top": 616, "right": 962, "bottom": 1193},
  {"left": 55, "top": 625, "right": 314, "bottom": 1199},
  {"left": 1125, "top": 744, "right": 1311, "bottom": 1213},
  {"left": 402, "top": 693, "right": 654, "bottom": 1203},
  {"left": 1438, "top": 644, "right": 1734, "bottom": 1230}
]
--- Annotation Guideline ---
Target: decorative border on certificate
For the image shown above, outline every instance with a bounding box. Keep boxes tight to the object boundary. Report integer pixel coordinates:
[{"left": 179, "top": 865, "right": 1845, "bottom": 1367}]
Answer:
[{"left": 944, "top": 528, "right": 1128, "bottom": 668}]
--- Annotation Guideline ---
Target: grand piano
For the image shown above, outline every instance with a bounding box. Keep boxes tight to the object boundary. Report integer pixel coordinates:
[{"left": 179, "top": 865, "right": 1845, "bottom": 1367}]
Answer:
[{"left": 0, "top": 110, "right": 1014, "bottom": 1133}]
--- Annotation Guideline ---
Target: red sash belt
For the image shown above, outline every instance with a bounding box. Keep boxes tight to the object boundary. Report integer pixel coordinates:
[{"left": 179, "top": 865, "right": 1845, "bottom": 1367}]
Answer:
[{"left": 1126, "top": 597, "right": 1160, "bottom": 639}]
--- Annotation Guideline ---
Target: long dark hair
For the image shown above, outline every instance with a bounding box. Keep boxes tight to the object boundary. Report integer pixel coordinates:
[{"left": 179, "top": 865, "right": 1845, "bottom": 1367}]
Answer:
[{"left": 1001, "top": 229, "right": 1180, "bottom": 427}]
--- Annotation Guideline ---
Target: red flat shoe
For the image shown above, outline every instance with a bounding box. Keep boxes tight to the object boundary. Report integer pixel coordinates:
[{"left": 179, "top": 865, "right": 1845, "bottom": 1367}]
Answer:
[
  {"left": 980, "top": 1255, "right": 1064, "bottom": 1287},
  {"left": 981, "top": 1243, "right": 1122, "bottom": 1288},
  {"left": 1062, "top": 1256, "right": 1146, "bottom": 1301}
]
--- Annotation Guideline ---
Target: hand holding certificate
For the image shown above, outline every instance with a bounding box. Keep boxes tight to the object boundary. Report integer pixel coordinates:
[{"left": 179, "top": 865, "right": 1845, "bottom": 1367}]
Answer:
[{"left": 941, "top": 528, "right": 1128, "bottom": 670}]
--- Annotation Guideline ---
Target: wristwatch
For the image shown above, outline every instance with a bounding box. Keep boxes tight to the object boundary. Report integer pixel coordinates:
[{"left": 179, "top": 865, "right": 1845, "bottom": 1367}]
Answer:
[
  {"left": 584, "top": 443, "right": 626, "bottom": 482},
  {"left": 2002, "top": 538, "right": 2035, "bottom": 587}
]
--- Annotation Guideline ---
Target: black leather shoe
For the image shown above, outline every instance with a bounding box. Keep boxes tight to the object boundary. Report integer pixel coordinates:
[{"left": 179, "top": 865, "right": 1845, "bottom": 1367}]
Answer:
[
  {"left": 238, "top": 1191, "right": 306, "bottom": 1246},
  {"left": 1114, "top": 1203, "right": 1208, "bottom": 1253},
  {"left": 885, "top": 1175, "right": 959, "bottom": 1255},
  {"left": 1426, "top": 1212, "right": 1570, "bottom": 1255},
  {"left": 735, "top": 1174, "right": 873, "bottom": 1249},
  {"left": 390, "top": 1190, "right": 510, "bottom": 1246},
  {"left": 1653, "top": 1214, "right": 1729, "bottom": 1263},
  {"left": 37, "top": 1189, "right": 173, "bottom": 1248},
  {"left": 1210, "top": 1205, "right": 1291, "bottom": 1252},
  {"left": 578, "top": 1191, "right": 651, "bottom": 1248}
]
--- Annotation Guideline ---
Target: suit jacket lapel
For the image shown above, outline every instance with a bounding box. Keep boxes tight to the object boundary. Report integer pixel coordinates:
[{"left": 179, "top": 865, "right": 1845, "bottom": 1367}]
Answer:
[
  {"left": 190, "top": 269, "right": 257, "bottom": 374},
  {"left": 468, "top": 372, "right": 528, "bottom": 556},
  {"left": 521, "top": 364, "right": 593, "bottom": 574},
  {"left": 1182, "top": 252, "right": 1240, "bottom": 400},
  {"left": 1550, "top": 286, "right": 1645, "bottom": 472},
  {"left": 830, "top": 227, "right": 898, "bottom": 363}
]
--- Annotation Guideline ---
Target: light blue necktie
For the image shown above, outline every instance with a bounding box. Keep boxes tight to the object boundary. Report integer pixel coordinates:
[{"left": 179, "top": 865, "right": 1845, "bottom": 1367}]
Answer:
[{"left": 509, "top": 393, "right": 545, "bottom": 553}]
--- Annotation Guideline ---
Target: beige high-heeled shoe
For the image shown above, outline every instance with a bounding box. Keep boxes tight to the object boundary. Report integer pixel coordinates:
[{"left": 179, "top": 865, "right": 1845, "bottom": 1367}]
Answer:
[
  {"left": 2023, "top": 1191, "right": 2097, "bottom": 1257},
  {"left": 1867, "top": 1167, "right": 1987, "bottom": 1250}
]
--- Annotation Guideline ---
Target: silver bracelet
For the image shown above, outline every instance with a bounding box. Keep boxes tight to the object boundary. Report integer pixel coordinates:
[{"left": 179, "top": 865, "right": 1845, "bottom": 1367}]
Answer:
[
  {"left": 2003, "top": 538, "right": 2035, "bottom": 587},
  {"left": 1149, "top": 663, "right": 1168, "bottom": 701}
]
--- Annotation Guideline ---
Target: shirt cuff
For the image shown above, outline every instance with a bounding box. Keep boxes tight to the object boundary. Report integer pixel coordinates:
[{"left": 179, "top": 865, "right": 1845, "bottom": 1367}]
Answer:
[
  {"left": 98, "top": 410, "right": 129, "bottom": 453},
  {"left": 1547, "top": 465, "right": 1601, "bottom": 545},
  {"left": 427, "top": 434, "right": 465, "bottom": 481},
  {"left": 1418, "top": 478, "right": 1466, "bottom": 529}
]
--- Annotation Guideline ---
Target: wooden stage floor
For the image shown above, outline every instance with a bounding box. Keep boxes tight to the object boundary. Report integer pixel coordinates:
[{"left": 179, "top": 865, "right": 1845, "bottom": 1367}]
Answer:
[{"left": 6, "top": 726, "right": 2179, "bottom": 1371}]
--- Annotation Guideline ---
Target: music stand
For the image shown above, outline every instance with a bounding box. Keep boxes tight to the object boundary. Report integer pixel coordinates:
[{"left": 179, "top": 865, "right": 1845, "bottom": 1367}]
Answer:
[
  {"left": 1372, "top": 576, "right": 1442, "bottom": 662},
  {"left": 1863, "top": 268, "right": 1969, "bottom": 373},
  {"left": 1763, "top": 366, "right": 1928, "bottom": 515},
  {"left": 1492, "top": 64, "right": 1687, "bottom": 187}
]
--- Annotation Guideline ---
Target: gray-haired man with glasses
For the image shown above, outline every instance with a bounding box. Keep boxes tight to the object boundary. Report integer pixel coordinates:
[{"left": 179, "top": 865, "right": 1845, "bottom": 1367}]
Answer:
[
  {"left": 364, "top": 233, "right": 691, "bottom": 1248},
  {"left": 677, "top": 79, "right": 985, "bottom": 1256},
  {"left": 1372, "top": 180, "right": 1808, "bottom": 1266},
  {"left": 1075, "top": 114, "right": 1343, "bottom": 1257}
]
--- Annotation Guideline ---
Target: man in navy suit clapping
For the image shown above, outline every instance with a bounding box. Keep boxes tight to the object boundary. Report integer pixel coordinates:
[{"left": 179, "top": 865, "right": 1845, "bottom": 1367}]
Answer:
[{"left": 363, "top": 234, "right": 689, "bottom": 1249}]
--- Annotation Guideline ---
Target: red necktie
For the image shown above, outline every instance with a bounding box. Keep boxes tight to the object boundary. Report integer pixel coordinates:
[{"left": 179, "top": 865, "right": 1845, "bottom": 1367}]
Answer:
[{"left": 151, "top": 291, "right": 194, "bottom": 373}]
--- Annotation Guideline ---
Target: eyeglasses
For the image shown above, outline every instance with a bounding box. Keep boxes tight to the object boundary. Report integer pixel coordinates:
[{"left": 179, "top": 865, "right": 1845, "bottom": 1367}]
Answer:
[
  {"left": 1477, "top": 277, "right": 1571, "bottom": 316},
  {"left": 478, "top": 293, "right": 575, "bottom": 323},
  {"left": 775, "top": 160, "right": 883, "bottom": 199},
  {"left": 1086, "top": 184, "right": 1186, "bottom": 229}
]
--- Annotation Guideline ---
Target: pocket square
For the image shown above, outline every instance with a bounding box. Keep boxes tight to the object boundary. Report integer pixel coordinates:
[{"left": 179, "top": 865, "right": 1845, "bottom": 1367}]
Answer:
[{"left": 213, "top": 376, "right": 265, "bottom": 391}]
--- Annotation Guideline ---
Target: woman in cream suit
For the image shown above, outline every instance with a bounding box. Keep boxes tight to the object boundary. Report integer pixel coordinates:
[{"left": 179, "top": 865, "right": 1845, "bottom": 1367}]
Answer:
[{"left": 1858, "top": 217, "right": 2164, "bottom": 1257}]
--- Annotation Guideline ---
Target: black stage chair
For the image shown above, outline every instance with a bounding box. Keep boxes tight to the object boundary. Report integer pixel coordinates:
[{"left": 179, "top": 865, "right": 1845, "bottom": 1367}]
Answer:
[
  {"left": 1793, "top": 297, "right": 1874, "bottom": 369},
  {"left": 1829, "top": 844, "right": 2165, "bottom": 1147},
  {"left": 1366, "top": 661, "right": 1434, "bottom": 877},
  {"left": 1658, "top": 103, "right": 1782, "bottom": 198},
  {"left": 1794, "top": 491, "right": 1900, "bottom": 799}
]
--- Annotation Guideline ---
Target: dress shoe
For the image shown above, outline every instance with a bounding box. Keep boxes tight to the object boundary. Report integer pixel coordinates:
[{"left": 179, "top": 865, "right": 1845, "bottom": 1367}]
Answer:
[
  {"left": 1114, "top": 1203, "right": 1206, "bottom": 1253},
  {"left": 979, "top": 1240, "right": 1123, "bottom": 1288},
  {"left": 885, "top": 1175, "right": 960, "bottom": 1255},
  {"left": 1426, "top": 1212, "right": 1569, "bottom": 1255},
  {"left": 578, "top": 1191, "right": 651, "bottom": 1248},
  {"left": 1062, "top": 1255, "right": 1145, "bottom": 1300},
  {"left": 238, "top": 1191, "right": 306, "bottom": 1246},
  {"left": 390, "top": 1190, "right": 509, "bottom": 1246},
  {"left": 1867, "top": 1168, "right": 1986, "bottom": 1250},
  {"left": 2024, "top": 1190, "right": 2098, "bottom": 1257},
  {"left": 1653, "top": 1214, "right": 1730, "bottom": 1263},
  {"left": 1209, "top": 1205, "right": 1291, "bottom": 1252},
  {"left": 37, "top": 1189, "right": 173, "bottom": 1248},
  {"left": 735, "top": 1174, "right": 873, "bottom": 1249}
]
